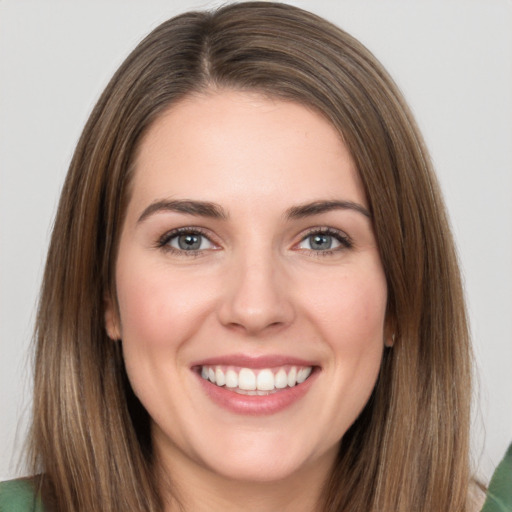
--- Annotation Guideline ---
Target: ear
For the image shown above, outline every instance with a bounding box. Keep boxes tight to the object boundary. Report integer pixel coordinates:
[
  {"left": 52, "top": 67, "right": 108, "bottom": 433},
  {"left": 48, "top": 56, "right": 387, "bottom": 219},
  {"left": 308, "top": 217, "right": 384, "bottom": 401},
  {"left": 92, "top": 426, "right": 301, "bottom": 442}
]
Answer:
[
  {"left": 384, "top": 317, "right": 396, "bottom": 348},
  {"left": 384, "top": 333, "right": 395, "bottom": 348},
  {"left": 104, "top": 294, "right": 121, "bottom": 340}
]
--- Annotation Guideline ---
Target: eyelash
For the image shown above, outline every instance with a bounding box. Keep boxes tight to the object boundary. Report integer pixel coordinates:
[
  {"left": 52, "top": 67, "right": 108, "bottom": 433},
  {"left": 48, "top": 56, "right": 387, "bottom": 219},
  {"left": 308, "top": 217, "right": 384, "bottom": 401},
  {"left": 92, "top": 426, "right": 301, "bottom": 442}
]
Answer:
[
  {"left": 156, "top": 227, "right": 215, "bottom": 257},
  {"left": 155, "top": 226, "right": 352, "bottom": 256},
  {"left": 298, "top": 227, "right": 353, "bottom": 256}
]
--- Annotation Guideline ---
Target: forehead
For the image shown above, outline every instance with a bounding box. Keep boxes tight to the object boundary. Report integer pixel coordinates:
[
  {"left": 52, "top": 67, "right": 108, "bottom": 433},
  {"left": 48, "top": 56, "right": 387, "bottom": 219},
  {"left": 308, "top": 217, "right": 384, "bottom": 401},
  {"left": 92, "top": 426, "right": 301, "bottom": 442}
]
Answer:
[{"left": 128, "top": 89, "right": 366, "bottom": 214}]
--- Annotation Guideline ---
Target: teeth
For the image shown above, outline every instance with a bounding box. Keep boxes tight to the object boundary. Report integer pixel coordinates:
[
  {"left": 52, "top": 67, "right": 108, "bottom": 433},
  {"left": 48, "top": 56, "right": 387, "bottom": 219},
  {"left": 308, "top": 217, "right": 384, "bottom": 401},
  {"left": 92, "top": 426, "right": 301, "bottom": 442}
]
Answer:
[
  {"left": 297, "top": 367, "right": 312, "bottom": 383},
  {"left": 225, "top": 369, "right": 238, "bottom": 388},
  {"left": 275, "top": 369, "right": 288, "bottom": 389},
  {"left": 256, "top": 369, "right": 275, "bottom": 391},
  {"left": 200, "top": 364, "right": 313, "bottom": 392},
  {"left": 239, "top": 368, "right": 256, "bottom": 390},
  {"left": 287, "top": 367, "right": 297, "bottom": 387},
  {"left": 215, "top": 367, "right": 226, "bottom": 386}
]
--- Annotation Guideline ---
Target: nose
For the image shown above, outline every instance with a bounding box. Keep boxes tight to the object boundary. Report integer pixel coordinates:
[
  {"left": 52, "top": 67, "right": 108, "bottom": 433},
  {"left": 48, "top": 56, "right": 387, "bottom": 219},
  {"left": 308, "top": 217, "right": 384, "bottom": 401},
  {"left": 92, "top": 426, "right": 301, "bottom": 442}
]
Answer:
[{"left": 217, "top": 250, "right": 295, "bottom": 336}]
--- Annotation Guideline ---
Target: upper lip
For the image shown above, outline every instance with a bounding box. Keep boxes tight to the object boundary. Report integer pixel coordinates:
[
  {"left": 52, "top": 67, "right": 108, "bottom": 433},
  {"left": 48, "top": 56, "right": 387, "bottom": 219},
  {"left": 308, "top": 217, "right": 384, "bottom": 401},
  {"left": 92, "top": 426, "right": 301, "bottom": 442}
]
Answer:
[{"left": 191, "top": 353, "right": 318, "bottom": 369}]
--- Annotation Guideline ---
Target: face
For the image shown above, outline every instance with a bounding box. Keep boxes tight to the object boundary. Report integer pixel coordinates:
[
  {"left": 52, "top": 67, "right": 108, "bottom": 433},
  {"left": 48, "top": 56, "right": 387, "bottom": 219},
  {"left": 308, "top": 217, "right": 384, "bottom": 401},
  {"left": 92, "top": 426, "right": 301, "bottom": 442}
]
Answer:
[{"left": 106, "top": 90, "right": 388, "bottom": 487}]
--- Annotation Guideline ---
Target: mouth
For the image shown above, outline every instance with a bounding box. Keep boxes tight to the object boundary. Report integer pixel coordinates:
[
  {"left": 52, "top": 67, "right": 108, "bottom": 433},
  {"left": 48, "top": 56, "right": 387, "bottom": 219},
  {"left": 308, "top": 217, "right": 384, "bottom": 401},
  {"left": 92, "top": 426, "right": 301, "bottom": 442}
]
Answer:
[
  {"left": 191, "top": 355, "right": 319, "bottom": 415},
  {"left": 198, "top": 364, "right": 314, "bottom": 395}
]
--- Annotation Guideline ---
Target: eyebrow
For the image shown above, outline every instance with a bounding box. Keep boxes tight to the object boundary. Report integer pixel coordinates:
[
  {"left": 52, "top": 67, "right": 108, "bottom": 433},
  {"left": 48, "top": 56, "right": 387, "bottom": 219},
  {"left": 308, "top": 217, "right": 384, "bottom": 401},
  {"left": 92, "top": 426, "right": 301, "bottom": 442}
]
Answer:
[
  {"left": 285, "top": 200, "right": 371, "bottom": 219},
  {"left": 137, "top": 199, "right": 229, "bottom": 223},
  {"left": 137, "top": 198, "right": 371, "bottom": 224}
]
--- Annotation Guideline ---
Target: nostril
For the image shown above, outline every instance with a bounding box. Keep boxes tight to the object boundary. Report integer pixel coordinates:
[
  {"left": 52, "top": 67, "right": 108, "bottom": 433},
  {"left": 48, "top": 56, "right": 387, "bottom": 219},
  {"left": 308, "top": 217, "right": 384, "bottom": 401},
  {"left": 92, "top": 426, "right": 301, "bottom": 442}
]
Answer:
[
  {"left": 218, "top": 300, "right": 293, "bottom": 334},
  {"left": 216, "top": 263, "right": 296, "bottom": 334},
  {"left": 223, "top": 319, "right": 285, "bottom": 336}
]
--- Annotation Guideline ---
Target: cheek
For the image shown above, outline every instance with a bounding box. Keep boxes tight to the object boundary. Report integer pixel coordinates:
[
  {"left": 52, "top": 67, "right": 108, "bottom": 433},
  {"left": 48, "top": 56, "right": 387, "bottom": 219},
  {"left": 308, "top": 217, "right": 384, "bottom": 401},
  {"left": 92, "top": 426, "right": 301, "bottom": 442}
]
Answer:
[
  {"left": 116, "top": 275, "right": 170, "bottom": 351},
  {"left": 326, "top": 281, "right": 386, "bottom": 381},
  {"left": 115, "top": 258, "right": 216, "bottom": 355},
  {"left": 304, "top": 268, "right": 388, "bottom": 348},
  {"left": 324, "top": 273, "right": 387, "bottom": 413},
  {"left": 113, "top": 258, "right": 218, "bottom": 416},
  {"left": 304, "top": 264, "right": 387, "bottom": 399},
  {"left": 343, "top": 283, "right": 387, "bottom": 341}
]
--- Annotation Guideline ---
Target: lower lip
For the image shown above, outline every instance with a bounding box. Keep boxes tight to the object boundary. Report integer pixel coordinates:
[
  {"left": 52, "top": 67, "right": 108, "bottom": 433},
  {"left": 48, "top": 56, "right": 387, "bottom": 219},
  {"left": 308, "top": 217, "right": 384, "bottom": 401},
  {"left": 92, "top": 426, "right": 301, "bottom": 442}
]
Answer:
[{"left": 195, "top": 369, "right": 318, "bottom": 415}]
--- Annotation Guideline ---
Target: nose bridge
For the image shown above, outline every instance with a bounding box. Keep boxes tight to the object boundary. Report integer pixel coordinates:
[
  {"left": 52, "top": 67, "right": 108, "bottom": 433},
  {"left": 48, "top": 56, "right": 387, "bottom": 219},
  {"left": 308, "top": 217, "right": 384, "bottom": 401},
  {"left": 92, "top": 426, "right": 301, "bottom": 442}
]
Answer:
[{"left": 218, "top": 239, "right": 294, "bottom": 334}]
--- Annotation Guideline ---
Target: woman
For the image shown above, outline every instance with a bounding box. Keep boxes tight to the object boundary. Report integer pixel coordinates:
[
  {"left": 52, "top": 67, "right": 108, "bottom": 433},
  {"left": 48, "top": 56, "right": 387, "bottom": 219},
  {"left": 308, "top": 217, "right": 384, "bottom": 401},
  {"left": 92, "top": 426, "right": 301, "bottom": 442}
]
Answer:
[{"left": 0, "top": 2, "right": 480, "bottom": 511}]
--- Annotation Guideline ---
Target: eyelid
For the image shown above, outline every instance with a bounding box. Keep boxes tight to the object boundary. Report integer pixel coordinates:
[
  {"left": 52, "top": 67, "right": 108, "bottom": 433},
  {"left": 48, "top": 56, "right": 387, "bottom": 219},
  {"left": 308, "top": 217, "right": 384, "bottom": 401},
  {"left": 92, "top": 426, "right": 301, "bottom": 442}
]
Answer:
[
  {"left": 293, "top": 227, "right": 352, "bottom": 253},
  {"left": 154, "top": 225, "right": 352, "bottom": 256},
  {"left": 156, "top": 226, "right": 220, "bottom": 255}
]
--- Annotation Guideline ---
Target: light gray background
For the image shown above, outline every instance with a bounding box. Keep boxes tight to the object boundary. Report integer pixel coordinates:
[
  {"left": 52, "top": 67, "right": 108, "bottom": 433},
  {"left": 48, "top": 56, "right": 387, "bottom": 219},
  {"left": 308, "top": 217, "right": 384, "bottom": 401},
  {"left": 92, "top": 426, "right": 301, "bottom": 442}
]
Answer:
[{"left": 1, "top": 0, "right": 511, "bottom": 482}]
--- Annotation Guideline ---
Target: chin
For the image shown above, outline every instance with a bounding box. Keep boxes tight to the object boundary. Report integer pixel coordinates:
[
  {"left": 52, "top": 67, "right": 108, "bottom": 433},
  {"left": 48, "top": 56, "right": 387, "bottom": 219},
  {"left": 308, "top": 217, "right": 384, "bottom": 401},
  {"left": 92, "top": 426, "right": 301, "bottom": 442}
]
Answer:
[
  {"left": 187, "top": 427, "right": 339, "bottom": 486},
  {"left": 201, "top": 452, "right": 321, "bottom": 484}
]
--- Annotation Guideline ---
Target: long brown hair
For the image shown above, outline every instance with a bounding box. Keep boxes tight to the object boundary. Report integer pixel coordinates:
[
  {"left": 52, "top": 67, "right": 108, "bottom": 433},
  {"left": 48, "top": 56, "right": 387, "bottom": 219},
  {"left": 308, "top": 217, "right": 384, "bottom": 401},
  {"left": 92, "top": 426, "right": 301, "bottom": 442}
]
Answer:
[{"left": 29, "top": 2, "right": 472, "bottom": 510}]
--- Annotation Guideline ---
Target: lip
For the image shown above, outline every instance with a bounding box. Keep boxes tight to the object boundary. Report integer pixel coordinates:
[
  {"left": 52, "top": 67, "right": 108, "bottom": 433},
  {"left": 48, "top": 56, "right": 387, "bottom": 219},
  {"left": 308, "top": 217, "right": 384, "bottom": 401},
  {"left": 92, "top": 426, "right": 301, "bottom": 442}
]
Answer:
[
  {"left": 191, "top": 353, "right": 317, "bottom": 369},
  {"left": 191, "top": 354, "right": 319, "bottom": 415}
]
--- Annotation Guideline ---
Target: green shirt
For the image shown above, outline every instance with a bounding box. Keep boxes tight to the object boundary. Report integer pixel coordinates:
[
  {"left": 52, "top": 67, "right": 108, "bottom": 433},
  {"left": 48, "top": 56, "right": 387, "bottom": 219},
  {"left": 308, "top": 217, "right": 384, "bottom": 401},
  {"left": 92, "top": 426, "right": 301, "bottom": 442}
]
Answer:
[
  {"left": 1, "top": 444, "right": 511, "bottom": 512},
  {"left": 0, "top": 479, "right": 44, "bottom": 512}
]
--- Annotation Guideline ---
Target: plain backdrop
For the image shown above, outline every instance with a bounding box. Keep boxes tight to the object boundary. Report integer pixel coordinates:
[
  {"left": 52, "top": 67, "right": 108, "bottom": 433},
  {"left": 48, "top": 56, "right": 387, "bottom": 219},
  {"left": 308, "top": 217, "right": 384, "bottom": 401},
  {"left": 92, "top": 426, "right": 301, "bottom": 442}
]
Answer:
[{"left": 1, "top": 0, "right": 511, "bottom": 482}]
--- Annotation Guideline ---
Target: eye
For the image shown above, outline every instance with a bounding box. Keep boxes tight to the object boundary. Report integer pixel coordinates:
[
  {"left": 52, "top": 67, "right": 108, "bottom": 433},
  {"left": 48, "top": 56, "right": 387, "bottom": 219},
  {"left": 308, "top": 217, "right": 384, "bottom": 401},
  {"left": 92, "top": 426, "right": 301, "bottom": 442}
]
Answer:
[
  {"left": 158, "top": 228, "right": 216, "bottom": 253},
  {"left": 296, "top": 229, "right": 351, "bottom": 253}
]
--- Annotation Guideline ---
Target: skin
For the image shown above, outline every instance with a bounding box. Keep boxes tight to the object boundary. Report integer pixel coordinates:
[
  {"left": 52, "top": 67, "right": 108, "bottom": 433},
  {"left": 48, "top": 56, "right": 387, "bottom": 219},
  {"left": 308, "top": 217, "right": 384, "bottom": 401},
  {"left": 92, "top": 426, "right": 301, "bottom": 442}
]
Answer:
[{"left": 106, "top": 89, "right": 390, "bottom": 511}]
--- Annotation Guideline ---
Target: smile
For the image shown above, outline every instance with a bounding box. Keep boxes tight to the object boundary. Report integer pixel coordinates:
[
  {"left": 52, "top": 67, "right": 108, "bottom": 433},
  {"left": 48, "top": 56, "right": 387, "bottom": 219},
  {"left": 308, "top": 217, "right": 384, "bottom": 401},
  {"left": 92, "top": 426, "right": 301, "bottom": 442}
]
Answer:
[{"left": 200, "top": 365, "right": 313, "bottom": 395}]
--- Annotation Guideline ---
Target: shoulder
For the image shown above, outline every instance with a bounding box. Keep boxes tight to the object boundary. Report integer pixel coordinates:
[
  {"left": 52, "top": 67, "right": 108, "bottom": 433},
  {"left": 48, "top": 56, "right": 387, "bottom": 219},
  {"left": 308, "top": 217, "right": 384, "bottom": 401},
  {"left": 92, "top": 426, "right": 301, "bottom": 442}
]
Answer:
[
  {"left": 468, "top": 481, "right": 486, "bottom": 512},
  {"left": 0, "top": 478, "right": 45, "bottom": 512}
]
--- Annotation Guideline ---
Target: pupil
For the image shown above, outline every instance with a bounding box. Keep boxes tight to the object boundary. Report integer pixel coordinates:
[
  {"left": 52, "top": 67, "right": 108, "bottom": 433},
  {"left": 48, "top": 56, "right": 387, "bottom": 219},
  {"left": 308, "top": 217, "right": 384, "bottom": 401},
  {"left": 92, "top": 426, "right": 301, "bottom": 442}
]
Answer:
[
  {"left": 178, "top": 234, "right": 201, "bottom": 250},
  {"left": 311, "top": 234, "right": 332, "bottom": 250}
]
